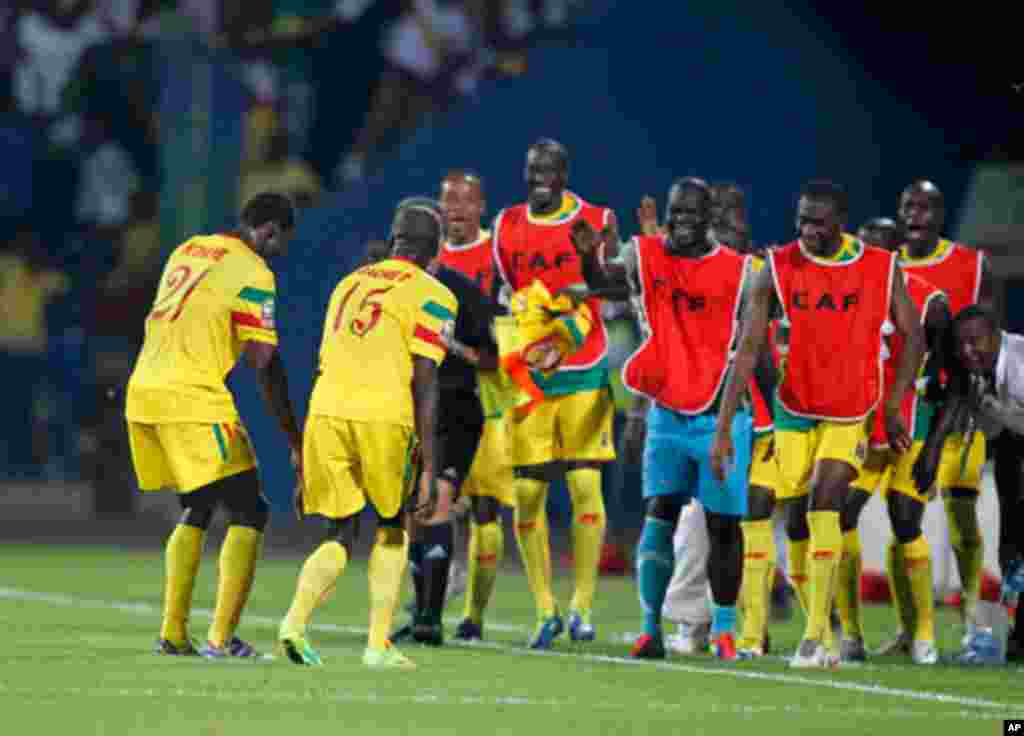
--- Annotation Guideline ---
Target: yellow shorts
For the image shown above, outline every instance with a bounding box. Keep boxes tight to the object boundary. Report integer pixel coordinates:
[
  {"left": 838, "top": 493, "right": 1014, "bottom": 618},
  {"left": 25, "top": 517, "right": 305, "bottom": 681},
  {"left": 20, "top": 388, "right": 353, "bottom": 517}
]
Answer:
[
  {"left": 510, "top": 387, "right": 616, "bottom": 467},
  {"left": 748, "top": 434, "right": 802, "bottom": 500},
  {"left": 850, "top": 441, "right": 930, "bottom": 504},
  {"left": 462, "top": 416, "right": 515, "bottom": 507},
  {"left": 302, "top": 415, "right": 417, "bottom": 520},
  {"left": 774, "top": 419, "right": 869, "bottom": 498},
  {"left": 936, "top": 431, "right": 986, "bottom": 494},
  {"left": 127, "top": 420, "right": 257, "bottom": 493}
]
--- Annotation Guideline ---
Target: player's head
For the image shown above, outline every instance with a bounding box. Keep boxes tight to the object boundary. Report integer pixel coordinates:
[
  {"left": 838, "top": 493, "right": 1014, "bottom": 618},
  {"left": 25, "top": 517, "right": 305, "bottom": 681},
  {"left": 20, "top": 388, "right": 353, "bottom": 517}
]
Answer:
[
  {"left": 712, "top": 207, "right": 752, "bottom": 253},
  {"left": 240, "top": 192, "right": 297, "bottom": 258},
  {"left": 710, "top": 182, "right": 746, "bottom": 222},
  {"left": 439, "top": 170, "right": 485, "bottom": 245},
  {"left": 856, "top": 216, "right": 902, "bottom": 252},
  {"left": 953, "top": 304, "right": 1001, "bottom": 374},
  {"left": 361, "top": 239, "right": 392, "bottom": 266},
  {"left": 898, "top": 179, "right": 945, "bottom": 248},
  {"left": 665, "top": 177, "right": 712, "bottom": 253},
  {"left": 390, "top": 197, "right": 445, "bottom": 267},
  {"left": 525, "top": 138, "right": 569, "bottom": 214},
  {"left": 796, "top": 179, "right": 847, "bottom": 255}
]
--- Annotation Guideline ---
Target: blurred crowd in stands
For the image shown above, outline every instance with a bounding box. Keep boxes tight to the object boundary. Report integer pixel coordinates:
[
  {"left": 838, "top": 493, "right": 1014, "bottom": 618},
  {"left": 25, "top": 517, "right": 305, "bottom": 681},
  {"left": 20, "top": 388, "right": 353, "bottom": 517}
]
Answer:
[{"left": 0, "top": 0, "right": 589, "bottom": 482}]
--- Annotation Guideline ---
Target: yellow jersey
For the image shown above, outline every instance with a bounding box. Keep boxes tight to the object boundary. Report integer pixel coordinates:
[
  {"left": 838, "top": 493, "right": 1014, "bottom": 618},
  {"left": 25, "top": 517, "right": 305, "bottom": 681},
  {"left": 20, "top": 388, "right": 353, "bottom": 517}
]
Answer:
[
  {"left": 126, "top": 233, "right": 278, "bottom": 423},
  {"left": 309, "top": 257, "right": 458, "bottom": 427}
]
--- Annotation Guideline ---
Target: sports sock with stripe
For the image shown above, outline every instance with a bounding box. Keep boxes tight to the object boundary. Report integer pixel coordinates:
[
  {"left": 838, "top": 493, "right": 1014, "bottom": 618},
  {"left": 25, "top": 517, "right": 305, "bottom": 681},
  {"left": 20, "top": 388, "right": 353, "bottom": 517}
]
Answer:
[
  {"left": 945, "top": 494, "right": 983, "bottom": 628},
  {"left": 836, "top": 529, "right": 864, "bottom": 639},
  {"left": 368, "top": 527, "right": 408, "bottom": 650},
  {"left": 464, "top": 519, "right": 503, "bottom": 624},
  {"left": 636, "top": 516, "right": 674, "bottom": 638},
  {"left": 208, "top": 525, "right": 263, "bottom": 646},
  {"left": 282, "top": 540, "right": 348, "bottom": 636},
  {"left": 420, "top": 521, "right": 454, "bottom": 625},
  {"left": 902, "top": 534, "right": 935, "bottom": 642},
  {"left": 804, "top": 511, "right": 841, "bottom": 643},
  {"left": 738, "top": 519, "right": 774, "bottom": 650},
  {"left": 514, "top": 477, "right": 556, "bottom": 620},
  {"left": 567, "top": 468, "right": 606, "bottom": 618},
  {"left": 161, "top": 524, "right": 205, "bottom": 645}
]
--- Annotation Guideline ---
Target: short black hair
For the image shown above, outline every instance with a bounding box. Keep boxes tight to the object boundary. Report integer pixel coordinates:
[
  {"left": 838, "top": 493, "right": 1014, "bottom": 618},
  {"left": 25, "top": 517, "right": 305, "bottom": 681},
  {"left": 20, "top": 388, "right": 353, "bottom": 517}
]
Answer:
[
  {"left": 442, "top": 169, "right": 485, "bottom": 199},
  {"left": 362, "top": 239, "right": 392, "bottom": 265},
  {"left": 902, "top": 179, "right": 945, "bottom": 209},
  {"left": 710, "top": 182, "right": 745, "bottom": 212},
  {"left": 669, "top": 176, "right": 711, "bottom": 202},
  {"left": 799, "top": 179, "right": 848, "bottom": 217},
  {"left": 528, "top": 138, "right": 569, "bottom": 173},
  {"left": 953, "top": 303, "right": 1000, "bottom": 334},
  {"left": 241, "top": 192, "right": 296, "bottom": 231},
  {"left": 394, "top": 196, "right": 446, "bottom": 240}
]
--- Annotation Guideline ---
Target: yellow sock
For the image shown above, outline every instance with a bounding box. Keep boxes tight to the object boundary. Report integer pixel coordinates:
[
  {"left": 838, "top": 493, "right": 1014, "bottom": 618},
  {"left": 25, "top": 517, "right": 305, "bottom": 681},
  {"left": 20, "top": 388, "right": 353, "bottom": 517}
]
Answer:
[
  {"left": 208, "top": 526, "right": 263, "bottom": 646},
  {"left": 738, "top": 520, "right": 775, "bottom": 651},
  {"left": 788, "top": 537, "right": 810, "bottom": 618},
  {"left": 464, "top": 520, "right": 504, "bottom": 624},
  {"left": 160, "top": 524, "right": 205, "bottom": 645},
  {"left": 805, "top": 511, "right": 842, "bottom": 643},
  {"left": 567, "top": 468, "right": 605, "bottom": 617},
  {"left": 836, "top": 529, "right": 863, "bottom": 639},
  {"left": 282, "top": 541, "right": 348, "bottom": 636},
  {"left": 368, "top": 527, "right": 408, "bottom": 650},
  {"left": 514, "top": 477, "right": 557, "bottom": 620},
  {"left": 902, "top": 534, "right": 935, "bottom": 642},
  {"left": 886, "top": 540, "right": 916, "bottom": 635},
  {"left": 945, "top": 494, "right": 983, "bottom": 627}
]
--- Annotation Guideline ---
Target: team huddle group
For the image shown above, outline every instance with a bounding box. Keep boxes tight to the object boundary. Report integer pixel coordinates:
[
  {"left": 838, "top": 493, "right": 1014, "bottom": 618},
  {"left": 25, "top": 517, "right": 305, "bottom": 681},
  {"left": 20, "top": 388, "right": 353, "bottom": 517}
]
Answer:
[{"left": 123, "top": 138, "right": 1007, "bottom": 671}]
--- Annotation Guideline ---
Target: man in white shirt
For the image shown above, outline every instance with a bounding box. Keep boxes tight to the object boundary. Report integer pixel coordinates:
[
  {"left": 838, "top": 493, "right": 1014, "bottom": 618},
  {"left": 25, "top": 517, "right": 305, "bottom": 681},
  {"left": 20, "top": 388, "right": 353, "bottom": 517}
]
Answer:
[{"left": 916, "top": 304, "right": 1024, "bottom": 661}]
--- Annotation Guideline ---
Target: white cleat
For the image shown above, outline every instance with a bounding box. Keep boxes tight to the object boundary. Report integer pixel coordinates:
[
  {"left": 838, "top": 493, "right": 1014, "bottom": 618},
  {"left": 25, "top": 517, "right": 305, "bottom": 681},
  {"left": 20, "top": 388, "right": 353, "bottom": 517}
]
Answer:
[
  {"left": 790, "top": 639, "right": 839, "bottom": 669},
  {"left": 911, "top": 639, "right": 939, "bottom": 665},
  {"left": 665, "top": 621, "right": 710, "bottom": 655}
]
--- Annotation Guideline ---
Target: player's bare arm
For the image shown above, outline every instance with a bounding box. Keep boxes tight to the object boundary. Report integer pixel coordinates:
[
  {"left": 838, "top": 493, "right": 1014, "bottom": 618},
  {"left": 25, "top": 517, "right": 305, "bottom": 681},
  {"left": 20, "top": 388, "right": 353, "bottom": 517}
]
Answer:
[
  {"left": 711, "top": 262, "right": 776, "bottom": 481},
  {"left": 922, "top": 294, "right": 952, "bottom": 392},
  {"left": 568, "top": 218, "right": 630, "bottom": 297},
  {"left": 412, "top": 355, "right": 441, "bottom": 521},
  {"left": 885, "top": 266, "right": 927, "bottom": 452},
  {"left": 637, "top": 195, "right": 662, "bottom": 237},
  {"left": 245, "top": 340, "right": 302, "bottom": 453}
]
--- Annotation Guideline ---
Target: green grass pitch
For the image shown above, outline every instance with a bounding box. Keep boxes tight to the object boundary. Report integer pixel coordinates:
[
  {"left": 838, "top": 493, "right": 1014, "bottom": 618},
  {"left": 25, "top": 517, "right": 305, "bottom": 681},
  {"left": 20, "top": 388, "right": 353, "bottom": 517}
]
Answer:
[{"left": 0, "top": 544, "right": 1020, "bottom": 735}]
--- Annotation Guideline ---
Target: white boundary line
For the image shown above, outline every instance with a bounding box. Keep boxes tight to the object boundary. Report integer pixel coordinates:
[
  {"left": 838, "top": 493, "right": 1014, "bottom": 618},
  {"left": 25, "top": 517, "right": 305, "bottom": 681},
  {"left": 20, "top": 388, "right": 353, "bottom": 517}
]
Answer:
[{"left": 0, "top": 586, "right": 1019, "bottom": 713}]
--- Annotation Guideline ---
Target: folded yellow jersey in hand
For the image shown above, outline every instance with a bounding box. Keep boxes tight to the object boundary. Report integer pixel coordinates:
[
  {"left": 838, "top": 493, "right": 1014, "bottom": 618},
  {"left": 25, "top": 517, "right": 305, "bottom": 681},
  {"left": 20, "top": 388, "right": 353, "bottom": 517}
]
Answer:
[{"left": 494, "top": 281, "right": 593, "bottom": 418}]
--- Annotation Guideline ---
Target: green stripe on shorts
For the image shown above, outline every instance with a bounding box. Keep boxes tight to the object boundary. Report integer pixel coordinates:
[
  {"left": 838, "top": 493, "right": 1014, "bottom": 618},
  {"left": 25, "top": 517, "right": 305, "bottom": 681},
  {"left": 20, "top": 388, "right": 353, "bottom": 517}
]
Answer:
[{"left": 212, "top": 424, "right": 229, "bottom": 461}]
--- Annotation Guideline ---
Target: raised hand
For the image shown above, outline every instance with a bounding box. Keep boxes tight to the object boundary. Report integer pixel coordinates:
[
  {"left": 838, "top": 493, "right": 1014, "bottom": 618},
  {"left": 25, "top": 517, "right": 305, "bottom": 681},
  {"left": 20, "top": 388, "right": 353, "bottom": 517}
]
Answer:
[{"left": 637, "top": 196, "right": 661, "bottom": 236}]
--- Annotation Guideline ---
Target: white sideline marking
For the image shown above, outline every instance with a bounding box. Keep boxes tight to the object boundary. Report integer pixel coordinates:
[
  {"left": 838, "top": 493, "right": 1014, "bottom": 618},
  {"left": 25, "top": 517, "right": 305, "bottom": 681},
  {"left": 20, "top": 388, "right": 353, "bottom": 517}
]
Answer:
[
  {"left": 0, "top": 680, "right": 987, "bottom": 719},
  {"left": 0, "top": 586, "right": 1018, "bottom": 713}
]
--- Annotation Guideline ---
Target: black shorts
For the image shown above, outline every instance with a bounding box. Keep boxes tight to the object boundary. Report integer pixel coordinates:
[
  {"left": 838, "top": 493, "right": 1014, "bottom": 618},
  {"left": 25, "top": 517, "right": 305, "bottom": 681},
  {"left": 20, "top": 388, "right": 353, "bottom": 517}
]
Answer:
[{"left": 437, "top": 389, "right": 485, "bottom": 492}]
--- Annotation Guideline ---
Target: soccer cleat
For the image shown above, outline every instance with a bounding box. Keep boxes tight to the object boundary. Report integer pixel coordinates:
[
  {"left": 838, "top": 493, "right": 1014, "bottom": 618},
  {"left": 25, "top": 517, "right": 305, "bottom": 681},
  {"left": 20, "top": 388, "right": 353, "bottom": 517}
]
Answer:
[
  {"left": 665, "top": 621, "right": 710, "bottom": 655},
  {"left": 736, "top": 646, "right": 764, "bottom": 661},
  {"left": 528, "top": 613, "right": 565, "bottom": 650},
  {"left": 790, "top": 639, "right": 839, "bottom": 669},
  {"left": 412, "top": 620, "right": 444, "bottom": 646},
  {"left": 955, "top": 629, "right": 1002, "bottom": 666},
  {"left": 279, "top": 631, "right": 323, "bottom": 666},
  {"left": 960, "top": 623, "right": 978, "bottom": 651},
  {"left": 840, "top": 636, "right": 868, "bottom": 663},
  {"left": 363, "top": 642, "right": 416, "bottom": 669},
  {"left": 568, "top": 610, "right": 595, "bottom": 642},
  {"left": 154, "top": 638, "right": 198, "bottom": 656},
  {"left": 630, "top": 633, "right": 666, "bottom": 659},
  {"left": 711, "top": 632, "right": 737, "bottom": 661},
  {"left": 199, "top": 637, "right": 264, "bottom": 659},
  {"left": 874, "top": 630, "right": 912, "bottom": 656},
  {"left": 454, "top": 618, "right": 483, "bottom": 641},
  {"left": 390, "top": 622, "right": 414, "bottom": 643},
  {"left": 911, "top": 639, "right": 939, "bottom": 665}
]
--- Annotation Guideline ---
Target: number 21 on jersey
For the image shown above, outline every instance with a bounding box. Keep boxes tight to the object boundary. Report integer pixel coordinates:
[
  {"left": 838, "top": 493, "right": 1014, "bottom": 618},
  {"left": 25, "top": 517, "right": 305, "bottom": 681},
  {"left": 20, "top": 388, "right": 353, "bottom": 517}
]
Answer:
[
  {"left": 148, "top": 265, "right": 210, "bottom": 321},
  {"left": 333, "top": 278, "right": 394, "bottom": 337}
]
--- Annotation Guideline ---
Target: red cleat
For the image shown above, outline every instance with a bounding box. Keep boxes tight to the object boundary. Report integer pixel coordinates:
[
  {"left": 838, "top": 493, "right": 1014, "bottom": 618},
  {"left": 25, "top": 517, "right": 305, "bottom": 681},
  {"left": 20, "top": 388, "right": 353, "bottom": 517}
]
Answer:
[
  {"left": 631, "top": 633, "right": 666, "bottom": 659},
  {"left": 712, "top": 632, "right": 737, "bottom": 661}
]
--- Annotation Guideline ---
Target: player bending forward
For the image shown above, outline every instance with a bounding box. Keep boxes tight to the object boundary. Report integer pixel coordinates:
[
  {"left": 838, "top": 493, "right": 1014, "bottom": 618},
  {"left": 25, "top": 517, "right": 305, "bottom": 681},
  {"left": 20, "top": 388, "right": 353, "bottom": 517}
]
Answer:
[
  {"left": 278, "top": 198, "right": 457, "bottom": 669},
  {"left": 126, "top": 193, "right": 303, "bottom": 658}
]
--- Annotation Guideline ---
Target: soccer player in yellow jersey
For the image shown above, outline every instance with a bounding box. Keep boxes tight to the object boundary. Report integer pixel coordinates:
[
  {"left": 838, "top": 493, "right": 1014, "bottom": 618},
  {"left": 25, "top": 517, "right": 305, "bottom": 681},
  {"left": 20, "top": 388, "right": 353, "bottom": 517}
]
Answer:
[
  {"left": 278, "top": 198, "right": 458, "bottom": 669},
  {"left": 125, "top": 193, "right": 304, "bottom": 658}
]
